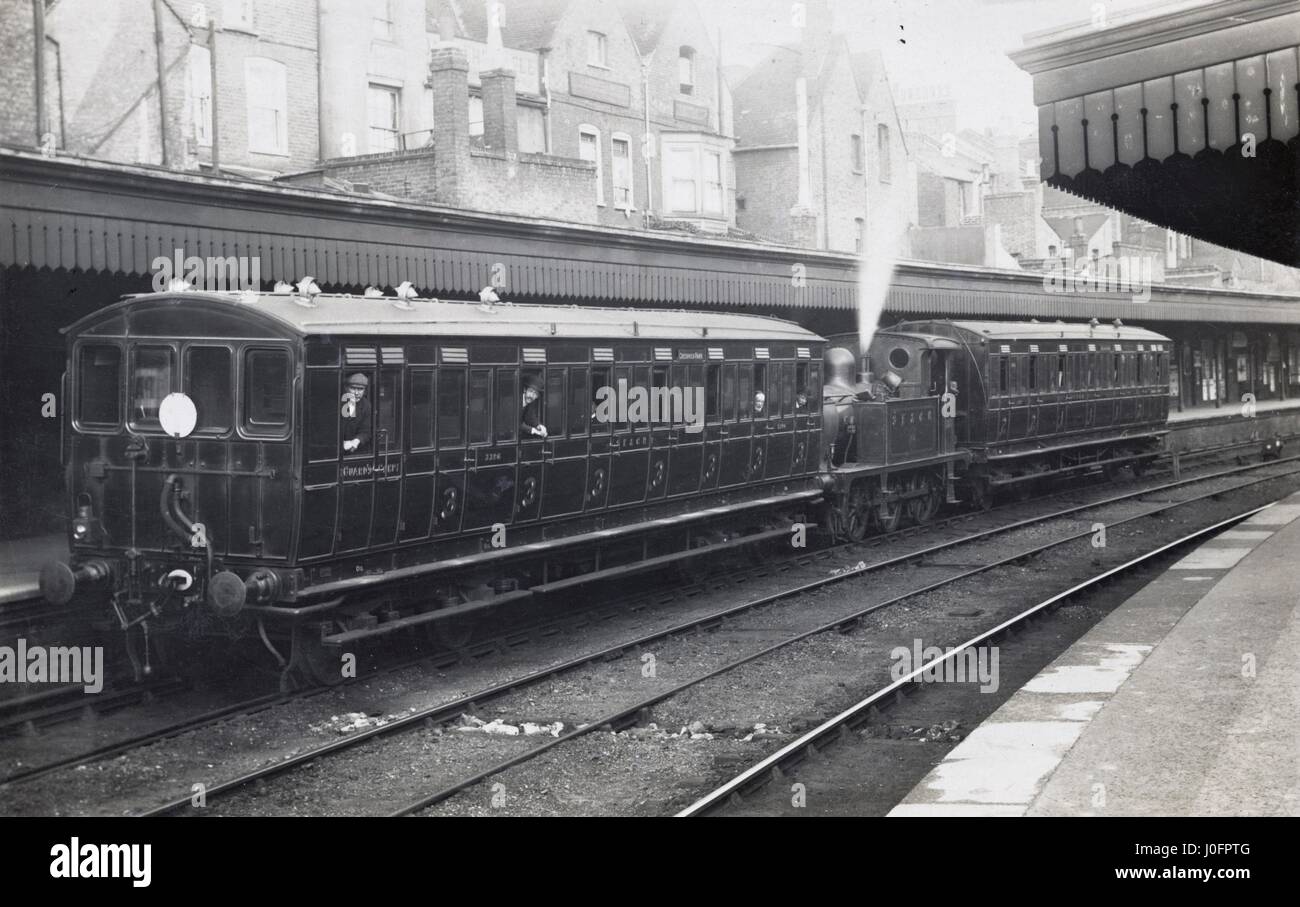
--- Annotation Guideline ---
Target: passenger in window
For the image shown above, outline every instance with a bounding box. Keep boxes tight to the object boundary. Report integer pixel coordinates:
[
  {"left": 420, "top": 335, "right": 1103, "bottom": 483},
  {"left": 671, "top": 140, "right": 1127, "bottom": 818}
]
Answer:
[
  {"left": 521, "top": 373, "right": 548, "bottom": 439},
  {"left": 794, "top": 392, "right": 808, "bottom": 410},
  {"left": 341, "top": 373, "right": 372, "bottom": 453},
  {"left": 753, "top": 390, "right": 767, "bottom": 416}
]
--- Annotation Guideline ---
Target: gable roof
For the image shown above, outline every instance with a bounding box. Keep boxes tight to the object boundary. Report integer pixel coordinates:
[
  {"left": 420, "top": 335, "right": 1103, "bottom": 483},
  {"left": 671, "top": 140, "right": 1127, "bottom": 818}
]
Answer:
[
  {"left": 431, "top": 0, "right": 574, "bottom": 50},
  {"left": 616, "top": 0, "right": 678, "bottom": 55},
  {"left": 732, "top": 38, "right": 844, "bottom": 147}
]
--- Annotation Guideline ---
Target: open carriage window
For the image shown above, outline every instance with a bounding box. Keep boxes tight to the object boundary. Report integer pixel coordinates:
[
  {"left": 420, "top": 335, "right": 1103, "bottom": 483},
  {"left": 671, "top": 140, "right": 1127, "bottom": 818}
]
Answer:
[
  {"left": 130, "top": 345, "right": 175, "bottom": 431},
  {"left": 184, "top": 346, "right": 232, "bottom": 433},
  {"left": 243, "top": 348, "right": 290, "bottom": 435},
  {"left": 77, "top": 344, "right": 121, "bottom": 428}
]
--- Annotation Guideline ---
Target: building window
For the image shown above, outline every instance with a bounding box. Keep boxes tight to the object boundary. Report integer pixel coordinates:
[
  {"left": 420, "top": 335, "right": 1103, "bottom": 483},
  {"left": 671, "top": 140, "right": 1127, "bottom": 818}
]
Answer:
[
  {"left": 223, "top": 0, "right": 253, "bottom": 30},
  {"left": 663, "top": 143, "right": 727, "bottom": 217},
  {"left": 854, "top": 217, "right": 865, "bottom": 253},
  {"left": 367, "top": 84, "right": 400, "bottom": 153},
  {"left": 611, "top": 134, "right": 633, "bottom": 208},
  {"left": 579, "top": 125, "right": 603, "bottom": 205},
  {"left": 851, "top": 133, "right": 864, "bottom": 173},
  {"left": 245, "top": 58, "right": 288, "bottom": 155},
  {"left": 678, "top": 47, "right": 695, "bottom": 94},
  {"left": 189, "top": 45, "right": 212, "bottom": 147},
  {"left": 587, "top": 31, "right": 607, "bottom": 67},
  {"left": 703, "top": 150, "right": 723, "bottom": 213},
  {"left": 667, "top": 145, "right": 697, "bottom": 212},
  {"left": 371, "top": 0, "right": 393, "bottom": 40},
  {"left": 468, "top": 96, "right": 484, "bottom": 138},
  {"left": 877, "top": 123, "right": 891, "bottom": 182}
]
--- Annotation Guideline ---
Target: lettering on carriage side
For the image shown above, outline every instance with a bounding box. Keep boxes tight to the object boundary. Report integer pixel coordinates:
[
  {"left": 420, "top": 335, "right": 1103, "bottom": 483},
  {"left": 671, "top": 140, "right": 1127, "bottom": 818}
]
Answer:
[
  {"left": 341, "top": 462, "right": 402, "bottom": 480},
  {"left": 49, "top": 839, "right": 151, "bottom": 887}
]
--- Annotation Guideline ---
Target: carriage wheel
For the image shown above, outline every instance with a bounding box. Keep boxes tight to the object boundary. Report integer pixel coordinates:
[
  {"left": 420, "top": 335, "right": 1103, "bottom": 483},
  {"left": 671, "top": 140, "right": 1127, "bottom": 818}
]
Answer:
[{"left": 284, "top": 623, "right": 347, "bottom": 691}]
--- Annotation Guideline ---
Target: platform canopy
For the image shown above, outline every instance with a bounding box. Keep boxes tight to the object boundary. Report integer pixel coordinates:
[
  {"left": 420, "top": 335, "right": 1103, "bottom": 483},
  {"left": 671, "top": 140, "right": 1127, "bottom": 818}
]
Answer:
[{"left": 1010, "top": 0, "right": 1300, "bottom": 267}]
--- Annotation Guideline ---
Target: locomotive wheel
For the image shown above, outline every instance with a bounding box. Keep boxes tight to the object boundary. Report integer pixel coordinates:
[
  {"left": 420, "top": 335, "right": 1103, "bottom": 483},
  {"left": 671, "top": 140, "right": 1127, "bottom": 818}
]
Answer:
[
  {"left": 874, "top": 482, "right": 902, "bottom": 533},
  {"left": 846, "top": 505, "right": 870, "bottom": 542},
  {"left": 906, "top": 474, "right": 942, "bottom": 524}
]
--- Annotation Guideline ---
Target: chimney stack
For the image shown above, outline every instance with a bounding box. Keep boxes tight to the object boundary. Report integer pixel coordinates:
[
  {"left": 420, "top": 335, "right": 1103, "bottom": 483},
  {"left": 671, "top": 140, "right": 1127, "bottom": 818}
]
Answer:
[
  {"left": 481, "top": 68, "right": 518, "bottom": 155},
  {"left": 429, "top": 45, "right": 471, "bottom": 205}
]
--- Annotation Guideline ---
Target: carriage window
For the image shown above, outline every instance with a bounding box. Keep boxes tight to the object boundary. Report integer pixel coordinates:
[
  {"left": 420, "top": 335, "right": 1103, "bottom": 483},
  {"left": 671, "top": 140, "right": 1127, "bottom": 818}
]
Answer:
[
  {"left": 184, "top": 346, "right": 232, "bottom": 433},
  {"left": 752, "top": 364, "right": 767, "bottom": 418},
  {"left": 1056, "top": 354, "right": 1067, "bottom": 389},
  {"left": 130, "top": 345, "right": 175, "bottom": 431},
  {"left": 706, "top": 363, "right": 720, "bottom": 421},
  {"left": 652, "top": 365, "right": 671, "bottom": 425},
  {"left": 78, "top": 344, "right": 121, "bottom": 427},
  {"left": 306, "top": 370, "right": 339, "bottom": 461},
  {"left": 547, "top": 369, "right": 565, "bottom": 436},
  {"left": 721, "top": 363, "right": 737, "bottom": 421},
  {"left": 467, "top": 369, "right": 491, "bottom": 444},
  {"left": 997, "top": 357, "right": 1008, "bottom": 395},
  {"left": 794, "top": 362, "right": 809, "bottom": 411},
  {"left": 780, "top": 362, "right": 794, "bottom": 416},
  {"left": 410, "top": 371, "right": 434, "bottom": 450},
  {"left": 376, "top": 370, "right": 400, "bottom": 452},
  {"left": 493, "top": 369, "right": 516, "bottom": 443},
  {"left": 1136, "top": 354, "right": 1144, "bottom": 385},
  {"left": 1027, "top": 354, "right": 1037, "bottom": 391},
  {"left": 568, "top": 367, "right": 590, "bottom": 435},
  {"left": 738, "top": 365, "right": 753, "bottom": 419},
  {"left": 590, "top": 366, "right": 612, "bottom": 434},
  {"left": 1112, "top": 354, "right": 1121, "bottom": 386},
  {"left": 243, "top": 349, "right": 289, "bottom": 432},
  {"left": 686, "top": 364, "right": 703, "bottom": 426},
  {"left": 437, "top": 369, "right": 465, "bottom": 446}
]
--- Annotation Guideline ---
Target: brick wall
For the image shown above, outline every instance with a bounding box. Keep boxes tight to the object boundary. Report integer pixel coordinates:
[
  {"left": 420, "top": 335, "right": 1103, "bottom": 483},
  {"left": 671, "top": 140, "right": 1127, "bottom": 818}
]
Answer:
[
  {"left": 0, "top": 0, "right": 37, "bottom": 147},
  {"left": 314, "top": 146, "right": 597, "bottom": 224},
  {"left": 733, "top": 146, "right": 798, "bottom": 243}
]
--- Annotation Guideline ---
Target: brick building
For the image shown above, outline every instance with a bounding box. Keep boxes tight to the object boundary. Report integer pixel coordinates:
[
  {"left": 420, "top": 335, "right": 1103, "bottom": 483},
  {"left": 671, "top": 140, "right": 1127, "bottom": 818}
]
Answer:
[
  {"left": 15, "top": 0, "right": 320, "bottom": 175},
  {"left": 729, "top": 2, "right": 912, "bottom": 254}
]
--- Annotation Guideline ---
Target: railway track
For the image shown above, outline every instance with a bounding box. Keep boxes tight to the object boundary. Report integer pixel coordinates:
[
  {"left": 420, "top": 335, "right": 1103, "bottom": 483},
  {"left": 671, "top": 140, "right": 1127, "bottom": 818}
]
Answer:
[
  {"left": 675, "top": 507, "right": 1271, "bottom": 817},
  {"left": 111, "top": 455, "right": 1299, "bottom": 817},
  {"left": 1, "top": 445, "right": 1294, "bottom": 807}
]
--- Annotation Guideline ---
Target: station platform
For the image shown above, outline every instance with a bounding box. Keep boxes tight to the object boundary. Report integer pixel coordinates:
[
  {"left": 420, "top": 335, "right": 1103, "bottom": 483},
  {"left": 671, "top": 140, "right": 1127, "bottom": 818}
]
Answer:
[
  {"left": 890, "top": 492, "right": 1300, "bottom": 817},
  {"left": 1168, "top": 396, "right": 1300, "bottom": 423},
  {"left": 0, "top": 533, "right": 66, "bottom": 604}
]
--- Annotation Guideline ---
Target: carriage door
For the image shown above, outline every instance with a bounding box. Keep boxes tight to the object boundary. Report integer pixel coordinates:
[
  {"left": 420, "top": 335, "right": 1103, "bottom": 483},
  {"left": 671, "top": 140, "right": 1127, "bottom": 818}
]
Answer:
[
  {"left": 369, "top": 355, "right": 404, "bottom": 547},
  {"left": 646, "top": 359, "right": 672, "bottom": 501},
  {"left": 541, "top": 364, "right": 589, "bottom": 518}
]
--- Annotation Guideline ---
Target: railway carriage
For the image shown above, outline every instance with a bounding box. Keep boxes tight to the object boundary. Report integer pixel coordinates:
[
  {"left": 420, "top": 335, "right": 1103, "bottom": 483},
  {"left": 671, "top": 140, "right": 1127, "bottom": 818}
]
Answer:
[{"left": 42, "top": 289, "right": 828, "bottom": 684}]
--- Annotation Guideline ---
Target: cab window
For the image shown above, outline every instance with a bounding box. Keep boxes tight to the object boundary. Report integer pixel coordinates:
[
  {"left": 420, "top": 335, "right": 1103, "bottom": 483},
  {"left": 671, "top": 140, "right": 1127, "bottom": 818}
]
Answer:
[
  {"left": 184, "top": 346, "right": 232, "bottom": 433},
  {"left": 78, "top": 344, "right": 121, "bottom": 428},
  {"left": 130, "top": 345, "right": 175, "bottom": 431},
  {"left": 243, "top": 349, "right": 290, "bottom": 435}
]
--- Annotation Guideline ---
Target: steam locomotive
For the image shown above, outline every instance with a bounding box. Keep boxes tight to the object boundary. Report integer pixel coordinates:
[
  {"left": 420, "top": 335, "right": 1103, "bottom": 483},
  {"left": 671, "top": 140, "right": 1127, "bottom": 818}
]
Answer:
[{"left": 40, "top": 289, "right": 1170, "bottom": 685}]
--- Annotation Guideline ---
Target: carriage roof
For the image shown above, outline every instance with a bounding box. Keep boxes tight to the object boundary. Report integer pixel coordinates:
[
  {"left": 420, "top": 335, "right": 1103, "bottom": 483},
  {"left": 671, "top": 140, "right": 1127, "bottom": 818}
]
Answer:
[
  {"left": 66, "top": 292, "right": 822, "bottom": 343},
  {"left": 887, "top": 319, "right": 1171, "bottom": 344}
]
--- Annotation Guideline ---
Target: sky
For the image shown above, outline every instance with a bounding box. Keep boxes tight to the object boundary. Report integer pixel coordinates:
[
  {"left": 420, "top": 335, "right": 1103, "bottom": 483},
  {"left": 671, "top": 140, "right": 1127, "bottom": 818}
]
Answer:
[{"left": 696, "top": 0, "right": 1199, "bottom": 137}]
